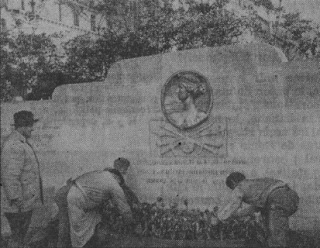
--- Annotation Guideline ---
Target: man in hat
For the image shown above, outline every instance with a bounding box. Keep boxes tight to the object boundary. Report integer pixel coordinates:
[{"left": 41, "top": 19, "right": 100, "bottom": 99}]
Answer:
[
  {"left": 215, "top": 172, "right": 299, "bottom": 247},
  {"left": 1, "top": 110, "right": 43, "bottom": 248},
  {"left": 54, "top": 157, "right": 137, "bottom": 248}
]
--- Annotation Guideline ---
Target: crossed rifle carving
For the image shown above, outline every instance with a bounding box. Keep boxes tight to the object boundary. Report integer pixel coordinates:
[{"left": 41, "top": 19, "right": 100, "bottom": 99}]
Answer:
[{"left": 153, "top": 122, "right": 226, "bottom": 156}]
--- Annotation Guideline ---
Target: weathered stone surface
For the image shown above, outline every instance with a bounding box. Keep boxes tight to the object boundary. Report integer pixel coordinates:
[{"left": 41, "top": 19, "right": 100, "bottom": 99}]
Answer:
[{"left": 1, "top": 43, "right": 320, "bottom": 232}]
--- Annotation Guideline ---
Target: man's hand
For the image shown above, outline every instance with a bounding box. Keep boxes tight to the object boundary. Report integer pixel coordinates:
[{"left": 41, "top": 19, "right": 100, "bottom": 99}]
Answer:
[
  {"left": 236, "top": 204, "right": 257, "bottom": 218},
  {"left": 11, "top": 198, "right": 23, "bottom": 209}
]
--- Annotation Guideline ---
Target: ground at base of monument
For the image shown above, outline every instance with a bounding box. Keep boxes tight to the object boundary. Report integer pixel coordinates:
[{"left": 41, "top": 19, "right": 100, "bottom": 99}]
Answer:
[
  {"left": 87, "top": 232, "right": 316, "bottom": 248},
  {"left": 94, "top": 234, "right": 249, "bottom": 248},
  {"left": 1, "top": 229, "right": 315, "bottom": 248}
]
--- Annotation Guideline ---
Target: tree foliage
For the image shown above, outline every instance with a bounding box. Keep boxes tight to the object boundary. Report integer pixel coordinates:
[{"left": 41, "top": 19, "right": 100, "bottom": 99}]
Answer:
[
  {"left": 62, "top": 0, "right": 248, "bottom": 82},
  {"left": 275, "top": 12, "right": 320, "bottom": 60},
  {"left": 0, "top": 31, "right": 63, "bottom": 101},
  {"left": 254, "top": 11, "right": 320, "bottom": 60},
  {"left": 1, "top": 0, "right": 319, "bottom": 101}
]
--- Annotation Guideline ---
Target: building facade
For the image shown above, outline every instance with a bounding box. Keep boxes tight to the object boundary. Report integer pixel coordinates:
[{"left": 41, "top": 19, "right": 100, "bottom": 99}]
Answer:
[{"left": 0, "top": 0, "right": 108, "bottom": 38}]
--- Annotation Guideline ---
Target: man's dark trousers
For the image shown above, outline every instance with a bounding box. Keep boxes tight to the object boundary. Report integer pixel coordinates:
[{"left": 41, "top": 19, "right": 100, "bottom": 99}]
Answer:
[{"left": 5, "top": 211, "right": 33, "bottom": 247}]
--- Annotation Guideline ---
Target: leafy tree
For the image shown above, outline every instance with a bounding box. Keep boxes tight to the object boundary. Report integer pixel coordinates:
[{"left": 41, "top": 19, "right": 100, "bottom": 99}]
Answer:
[
  {"left": 274, "top": 12, "right": 320, "bottom": 60},
  {"left": 174, "top": 0, "right": 248, "bottom": 49},
  {"left": 0, "top": 31, "right": 63, "bottom": 101},
  {"left": 1, "top": 0, "right": 319, "bottom": 101},
  {"left": 92, "top": 0, "right": 135, "bottom": 33},
  {"left": 0, "top": 31, "right": 15, "bottom": 102},
  {"left": 62, "top": 0, "right": 248, "bottom": 82},
  {"left": 254, "top": 10, "right": 320, "bottom": 60},
  {"left": 62, "top": 34, "right": 106, "bottom": 82}
]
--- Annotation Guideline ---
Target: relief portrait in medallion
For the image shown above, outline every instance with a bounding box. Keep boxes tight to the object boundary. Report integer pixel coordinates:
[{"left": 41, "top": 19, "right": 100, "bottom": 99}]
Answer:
[{"left": 161, "top": 71, "right": 213, "bottom": 130}]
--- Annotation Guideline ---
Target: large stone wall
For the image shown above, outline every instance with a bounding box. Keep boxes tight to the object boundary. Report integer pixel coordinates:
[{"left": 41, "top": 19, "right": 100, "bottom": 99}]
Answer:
[{"left": 1, "top": 43, "right": 320, "bottom": 233}]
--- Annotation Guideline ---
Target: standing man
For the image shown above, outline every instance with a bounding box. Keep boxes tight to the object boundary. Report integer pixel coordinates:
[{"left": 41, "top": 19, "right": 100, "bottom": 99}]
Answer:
[
  {"left": 1, "top": 110, "right": 43, "bottom": 248},
  {"left": 216, "top": 172, "right": 299, "bottom": 247}
]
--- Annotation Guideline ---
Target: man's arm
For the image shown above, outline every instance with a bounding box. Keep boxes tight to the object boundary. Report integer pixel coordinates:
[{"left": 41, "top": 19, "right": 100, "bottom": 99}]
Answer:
[
  {"left": 236, "top": 203, "right": 258, "bottom": 218},
  {"left": 109, "top": 181, "right": 134, "bottom": 223},
  {"left": 121, "top": 184, "right": 140, "bottom": 206},
  {"left": 1, "top": 142, "right": 24, "bottom": 207},
  {"left": 217, "top": 187, "right": 243, "bottom": 221}
]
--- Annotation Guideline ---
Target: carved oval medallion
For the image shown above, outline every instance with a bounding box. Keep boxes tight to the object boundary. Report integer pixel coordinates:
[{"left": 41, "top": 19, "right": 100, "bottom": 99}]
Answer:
[{"left": 161, "top": 71, "right": 213, "bottom": 130}]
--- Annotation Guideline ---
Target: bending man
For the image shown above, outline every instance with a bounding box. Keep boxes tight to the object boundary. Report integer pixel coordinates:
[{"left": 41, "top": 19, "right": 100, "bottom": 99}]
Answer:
[
  {"left": 217, "top": 172, "right": 299, "bottom": 247},
  {"left": 55, "top": 157, "right": 136, "bottom": 248}
]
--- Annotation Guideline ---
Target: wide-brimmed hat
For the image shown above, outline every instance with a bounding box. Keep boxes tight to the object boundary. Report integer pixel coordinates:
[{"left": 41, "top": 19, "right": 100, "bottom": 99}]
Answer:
[{"left": 13, "top": 110, "right": 39, "bottom": 127}]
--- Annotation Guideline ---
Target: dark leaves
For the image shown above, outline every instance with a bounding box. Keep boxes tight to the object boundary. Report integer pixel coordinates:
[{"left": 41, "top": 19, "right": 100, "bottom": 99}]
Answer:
[{"left": 101, "top": 198, "right": 266, "bottom": 242}]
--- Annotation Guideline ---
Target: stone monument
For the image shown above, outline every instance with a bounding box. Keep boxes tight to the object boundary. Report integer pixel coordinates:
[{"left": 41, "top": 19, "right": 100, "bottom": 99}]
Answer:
[{"left": 1, "top": 43, "right": 320, "bottom": 234}]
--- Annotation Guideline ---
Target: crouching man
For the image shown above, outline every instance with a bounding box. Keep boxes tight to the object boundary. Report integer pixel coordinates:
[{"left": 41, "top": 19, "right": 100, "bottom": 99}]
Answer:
[
  {"left": 217, "top": 172, "right": 299, "bottom": 247},
  {"left": 55, "top": 158, "right": 136, "bottom": 248}
]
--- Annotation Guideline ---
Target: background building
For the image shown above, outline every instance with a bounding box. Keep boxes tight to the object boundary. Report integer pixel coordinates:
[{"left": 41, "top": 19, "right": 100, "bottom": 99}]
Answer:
[{"left": 0, "top": 0, "right": 106, "bottom": 38}]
